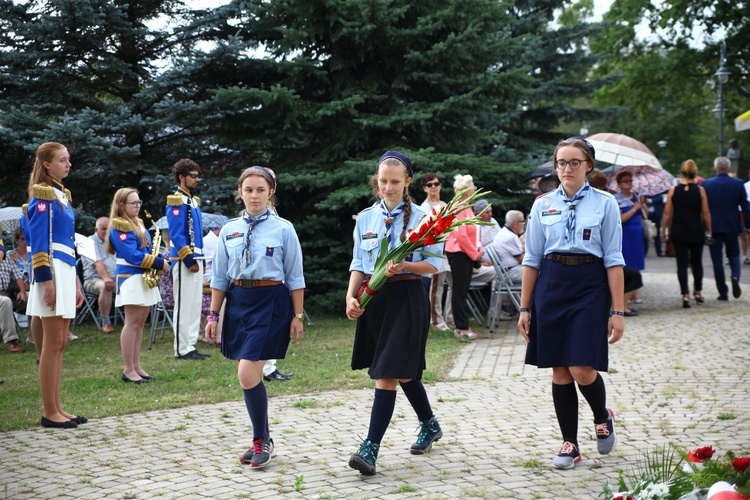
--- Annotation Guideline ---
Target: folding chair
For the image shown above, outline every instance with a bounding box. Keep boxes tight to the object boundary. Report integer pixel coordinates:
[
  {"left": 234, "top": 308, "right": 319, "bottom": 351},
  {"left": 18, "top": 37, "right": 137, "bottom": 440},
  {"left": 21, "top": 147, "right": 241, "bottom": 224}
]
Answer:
[
  {"left": 486, "top": 247, "right": 522, "bottom": 332},
  {"left": 466, "top": 281, "right": 488, "bottom": 324},
  {"left": 13, "top": 312, "right": 28, "bottom": 344},
  {"left": 148, "top": 300, "right": 174, "bottom": 350}
]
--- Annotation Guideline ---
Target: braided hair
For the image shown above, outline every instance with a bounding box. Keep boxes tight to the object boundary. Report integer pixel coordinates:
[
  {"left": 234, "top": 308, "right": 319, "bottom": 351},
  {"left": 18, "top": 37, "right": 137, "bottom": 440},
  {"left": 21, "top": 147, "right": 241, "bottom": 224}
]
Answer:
[{"left": 400, "top": 189, "right": 412, "bottom": 242}]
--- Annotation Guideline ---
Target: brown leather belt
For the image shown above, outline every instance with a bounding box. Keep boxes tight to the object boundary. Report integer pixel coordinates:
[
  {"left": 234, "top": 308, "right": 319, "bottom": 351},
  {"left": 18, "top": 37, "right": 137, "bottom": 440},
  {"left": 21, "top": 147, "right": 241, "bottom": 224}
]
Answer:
[
  {"left": 233, "top": 279, "right": 283, "bottom": 288},
  {"left": 542, "top": 253, "right": 602, "bottom": 266},
  {"left": 388, "top": 273, "right": 422, "bottom": 283}
]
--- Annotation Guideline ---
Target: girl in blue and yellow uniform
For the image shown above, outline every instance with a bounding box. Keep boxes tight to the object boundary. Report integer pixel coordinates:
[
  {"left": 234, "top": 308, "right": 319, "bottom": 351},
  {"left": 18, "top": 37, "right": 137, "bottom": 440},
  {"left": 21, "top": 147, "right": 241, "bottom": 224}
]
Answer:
[
  {"left": 106, "top": 188, "right": 169, "bottom": 384},
  {"left": 518, "top": 137, "right": 625, "bottom": 469},
  {"left": 345, "top": 151, "right": 444, "bottom": 476},
  {"left": 205, "top": 166, "right": 305, "bottom": 469},
  {"left": 26, "top": 142, "right": 85, "bottom": 429}
]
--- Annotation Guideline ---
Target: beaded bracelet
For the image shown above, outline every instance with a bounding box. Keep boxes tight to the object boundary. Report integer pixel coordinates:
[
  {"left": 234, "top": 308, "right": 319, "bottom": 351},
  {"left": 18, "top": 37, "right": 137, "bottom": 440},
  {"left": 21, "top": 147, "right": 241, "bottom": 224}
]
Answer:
[
  {"left": 206, "top": 315, "right": 219, "bottom": 323},
  {"left": 209, "top": 310, "right": 220, "bottom": 317},
  {"left": 519, "top": 308, "right": 530, "bottom": 313}
]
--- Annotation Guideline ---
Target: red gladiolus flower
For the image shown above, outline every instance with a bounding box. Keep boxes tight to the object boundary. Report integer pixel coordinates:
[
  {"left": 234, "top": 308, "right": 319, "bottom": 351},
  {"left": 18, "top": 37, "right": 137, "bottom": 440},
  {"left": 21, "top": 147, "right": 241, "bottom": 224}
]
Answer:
[
  {"left": 408, "top": 231, "right": 420, "bottom": 243},
  {"left": 733, "top": 457, "right": 750, "bottom": 472},
  {"left": 688, "top": 446, "right": 715, "bottom": 462},
  {"left": 423, "top": 234, "right": 437, "bottom": 246}
]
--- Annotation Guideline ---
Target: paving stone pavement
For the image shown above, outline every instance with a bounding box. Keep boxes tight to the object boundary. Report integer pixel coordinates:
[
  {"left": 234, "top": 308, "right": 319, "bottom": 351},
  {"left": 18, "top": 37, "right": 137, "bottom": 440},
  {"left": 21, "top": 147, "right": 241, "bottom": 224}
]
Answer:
[{"left": 1, "top": 254, "right": 749, "bottom": 499}]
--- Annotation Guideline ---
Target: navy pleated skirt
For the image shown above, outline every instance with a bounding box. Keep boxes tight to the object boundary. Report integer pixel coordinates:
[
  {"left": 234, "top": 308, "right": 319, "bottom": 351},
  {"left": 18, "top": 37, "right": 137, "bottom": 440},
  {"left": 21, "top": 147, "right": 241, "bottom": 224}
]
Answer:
[
  {"left": 526, "top": 258, "right": 611, "bottom": 371},
  {"left": 221, "top": 283, "right": 292, "bottom": 361},
  {"left": 351, "top": 280, "right": 430, "bottom": 380}
]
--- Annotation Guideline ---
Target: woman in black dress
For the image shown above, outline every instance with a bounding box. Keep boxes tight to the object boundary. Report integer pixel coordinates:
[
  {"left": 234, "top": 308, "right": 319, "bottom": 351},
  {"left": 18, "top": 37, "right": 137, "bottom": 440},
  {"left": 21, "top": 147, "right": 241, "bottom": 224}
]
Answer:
[{"left": 661, "top": 159, "right": 711, "bottom": 307}]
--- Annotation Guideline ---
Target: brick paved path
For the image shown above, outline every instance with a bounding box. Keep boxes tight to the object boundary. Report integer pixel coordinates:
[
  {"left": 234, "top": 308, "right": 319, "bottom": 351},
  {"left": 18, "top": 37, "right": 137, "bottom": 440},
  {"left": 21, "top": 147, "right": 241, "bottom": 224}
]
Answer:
[{"left": 2, "top": 255, "right": 749, "bottom": 499}]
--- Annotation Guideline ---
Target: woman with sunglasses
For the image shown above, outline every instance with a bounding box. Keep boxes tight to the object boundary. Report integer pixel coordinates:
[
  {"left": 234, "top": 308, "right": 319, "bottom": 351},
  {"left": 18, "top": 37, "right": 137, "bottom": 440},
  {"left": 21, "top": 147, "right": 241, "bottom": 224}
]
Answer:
[
  {"left": 518, "top": 137, "right": 625, "bottom": 469},
  {"left": 420, "top": 173, "right": 451, "bottom": 330},
  {"left": 106, "top": 188, "right": 169, "bottom": 383}
]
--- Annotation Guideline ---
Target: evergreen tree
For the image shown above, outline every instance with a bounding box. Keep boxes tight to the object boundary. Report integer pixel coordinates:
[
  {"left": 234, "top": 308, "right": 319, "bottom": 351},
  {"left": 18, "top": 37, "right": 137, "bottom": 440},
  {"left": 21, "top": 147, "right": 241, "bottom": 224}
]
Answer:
[{"left": 0, "top": 0, "right": 237, "bottom": 222}]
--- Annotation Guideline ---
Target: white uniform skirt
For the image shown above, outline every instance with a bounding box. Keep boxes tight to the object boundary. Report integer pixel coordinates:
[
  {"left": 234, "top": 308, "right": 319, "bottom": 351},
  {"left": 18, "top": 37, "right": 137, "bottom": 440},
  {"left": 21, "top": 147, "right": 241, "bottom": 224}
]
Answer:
[
  {"left": 27, "top": 260, "right": 77, "bottom": 319},
  {"left": 116, "top": 274, "right": 162, "bottom": 307}
]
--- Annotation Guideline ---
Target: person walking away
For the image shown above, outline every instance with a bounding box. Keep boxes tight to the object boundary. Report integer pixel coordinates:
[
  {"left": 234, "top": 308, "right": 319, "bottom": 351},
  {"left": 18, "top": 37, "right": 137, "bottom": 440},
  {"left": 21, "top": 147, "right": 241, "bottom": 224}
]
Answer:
[
  {"left": 700, "top": 156, "right": 750, "bottom": 300},
  {"left": 661, "top": 159, "right": 711, "bottom": 308}
]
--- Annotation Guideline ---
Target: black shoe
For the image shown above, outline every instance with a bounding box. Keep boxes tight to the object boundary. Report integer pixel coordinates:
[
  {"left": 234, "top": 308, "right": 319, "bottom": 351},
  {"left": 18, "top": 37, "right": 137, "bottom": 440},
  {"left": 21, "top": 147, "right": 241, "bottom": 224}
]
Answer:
[
  {"left": 732, "top": 277, "right": 741, "bottom": 298},
  {"left": 264, "top": 369, "right": 293, "bottom": 382},
  {"left": 718, "top": 295, "right": 729, "bottom": 301},
  {"left": 623, "top": 310, "right": 639, "bottom": 317},
  {"left": 122, "top": 373, "right": 149, "bottom": 384},
  {"left": 72, "top": 416, "right": 88, "bottom": 425},
  {"left": 176, "top": 350, "right": 207, "bottom": 360},
  {"left": 41, "top": 416, "right": 77, "bottom": 429}
]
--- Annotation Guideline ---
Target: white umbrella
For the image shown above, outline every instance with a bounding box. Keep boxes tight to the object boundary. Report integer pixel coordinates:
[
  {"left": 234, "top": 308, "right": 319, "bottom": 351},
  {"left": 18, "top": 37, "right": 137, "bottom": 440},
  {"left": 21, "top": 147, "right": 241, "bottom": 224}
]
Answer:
[
  {"left": 587, "top": 133, "right": 663, "bottom": 169},
  {"left": 0, "top": 206, "right": 23, "bottom": 235}
]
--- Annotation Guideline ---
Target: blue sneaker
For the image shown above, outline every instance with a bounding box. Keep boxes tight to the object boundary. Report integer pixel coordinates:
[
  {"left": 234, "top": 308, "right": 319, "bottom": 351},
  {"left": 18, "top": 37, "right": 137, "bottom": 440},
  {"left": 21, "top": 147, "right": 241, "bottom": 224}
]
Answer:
[
  {"left": 349, "top": 440, "right": 379, "bottom": 475},
  {"left": 410, "top": 416, "right": 443, "bottom": 455},
  {"left": 595, "top": 408, "right": 616, "bottom": 455},
  {"left": 553, "top": 441, "right": 581, "bottom": 469}
]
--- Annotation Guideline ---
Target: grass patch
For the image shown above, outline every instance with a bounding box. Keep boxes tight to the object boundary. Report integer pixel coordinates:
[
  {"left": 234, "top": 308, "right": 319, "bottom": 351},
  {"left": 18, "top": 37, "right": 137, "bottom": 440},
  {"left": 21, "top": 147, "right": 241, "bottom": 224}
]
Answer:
[{"left": 0, "top": 317, "right": 463, "bottom": 431}]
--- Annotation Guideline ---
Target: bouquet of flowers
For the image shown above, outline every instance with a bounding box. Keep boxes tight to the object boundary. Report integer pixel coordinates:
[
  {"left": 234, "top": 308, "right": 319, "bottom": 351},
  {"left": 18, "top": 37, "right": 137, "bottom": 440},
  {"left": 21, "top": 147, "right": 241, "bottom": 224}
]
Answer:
[
  {"left": 356, "top": 188, "right": 491, "bottom": 309},
  {"left": 601, "top": 445, "right": 750, "bottom": 500}
]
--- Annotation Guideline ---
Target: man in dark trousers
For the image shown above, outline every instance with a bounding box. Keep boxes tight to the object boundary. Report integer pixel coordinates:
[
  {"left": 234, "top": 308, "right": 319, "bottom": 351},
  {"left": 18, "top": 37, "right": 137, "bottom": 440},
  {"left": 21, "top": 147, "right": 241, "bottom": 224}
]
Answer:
[{"left": 701, "top": 156, "right": 750, "bottom": 300}]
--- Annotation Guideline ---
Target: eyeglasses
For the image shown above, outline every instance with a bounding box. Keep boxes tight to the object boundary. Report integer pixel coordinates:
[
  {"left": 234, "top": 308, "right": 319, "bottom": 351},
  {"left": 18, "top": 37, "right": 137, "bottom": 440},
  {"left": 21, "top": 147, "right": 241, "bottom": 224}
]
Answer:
[
  {"left": 186, "top": 173, "right": 200, "bottom": 179},
  {"left": 425, "top": 181, "right": 441, "bottom": 188},
  {"left": 126, "top": 201, "right": 143, "bottom": 207},
  {"left": 555, "top": 159, "right": 587, "bottom": 170}
]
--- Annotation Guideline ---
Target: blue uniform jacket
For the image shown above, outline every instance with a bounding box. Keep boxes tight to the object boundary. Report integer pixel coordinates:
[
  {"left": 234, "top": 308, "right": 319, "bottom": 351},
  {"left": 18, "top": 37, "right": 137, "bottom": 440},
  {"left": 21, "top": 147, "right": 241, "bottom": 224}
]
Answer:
[
  {"left": 701, "top": 173, "right": 750, "bottom": 233},
  {"left": 109, "top": 217, "right": 166, "bottom": 291},
  {"left": 166, "top": 187, "right": 203, "bottom": 269},
  {"left": 27, "top": 180, "right": 76, "bottom": 283}
]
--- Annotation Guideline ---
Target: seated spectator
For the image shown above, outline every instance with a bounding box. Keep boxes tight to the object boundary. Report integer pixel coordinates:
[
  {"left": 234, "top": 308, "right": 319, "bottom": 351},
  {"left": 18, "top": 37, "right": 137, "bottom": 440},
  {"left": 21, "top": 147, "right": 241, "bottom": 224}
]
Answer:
[
  {"left": 82, "top": 217, "right": 117, "bottom": 333},
  {"left": 490, "top": 210, "right": 526, "bottom": 284},
  {"left": 472, "top": 200, "right": 497, "bottom": 285},
  {"left": 0, "top": 257, "right": 26, "bottom": 353},
  {"left": 8, "top": 227, "right": 30, "bottom": 285}
]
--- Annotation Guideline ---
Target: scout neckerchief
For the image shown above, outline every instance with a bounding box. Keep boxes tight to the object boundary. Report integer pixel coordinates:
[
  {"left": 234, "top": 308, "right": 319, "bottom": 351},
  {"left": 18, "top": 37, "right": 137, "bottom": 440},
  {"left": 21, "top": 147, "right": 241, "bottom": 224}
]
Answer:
[
  {"left": 379, "top": 199, "right": 405, "bottom": 246},
  {"left": 563, "top": 183, "right": 589, "bottom": 242},
  {"left": 242, "top": 208, "right": 270, "bottom": 266}
]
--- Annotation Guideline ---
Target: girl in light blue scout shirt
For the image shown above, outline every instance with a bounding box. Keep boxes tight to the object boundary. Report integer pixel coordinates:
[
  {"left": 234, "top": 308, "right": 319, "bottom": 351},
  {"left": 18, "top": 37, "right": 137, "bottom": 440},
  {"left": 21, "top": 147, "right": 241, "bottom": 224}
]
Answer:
[
  {"left": 517, "top": 137, "right": 625, "bottom": 470},
  {"left": 205, "top": 166, "right": 305, "bottom": 469},
  {"left": 345, "top": 151, "right": 444, "bottom": 476}
]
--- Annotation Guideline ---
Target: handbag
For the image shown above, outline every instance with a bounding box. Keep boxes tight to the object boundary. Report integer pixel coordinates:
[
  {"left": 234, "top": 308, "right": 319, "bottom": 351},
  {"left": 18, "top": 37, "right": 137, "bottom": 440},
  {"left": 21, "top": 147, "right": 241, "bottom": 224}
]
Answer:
[{"left": 643, "top": 218, "right": 658, "bottom": 240}]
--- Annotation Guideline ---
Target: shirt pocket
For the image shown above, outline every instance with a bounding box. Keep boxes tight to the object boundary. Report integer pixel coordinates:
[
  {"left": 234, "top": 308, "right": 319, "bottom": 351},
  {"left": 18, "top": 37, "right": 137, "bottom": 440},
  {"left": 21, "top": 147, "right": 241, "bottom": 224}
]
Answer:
[
  {"left": 577, "top": 217, "right": 601, "bottom": 244},
  {"left": 225, "top": 236, "right": 244, "bottom": 260},
  {"left": 540, "top": 213, "right": 564, "bottom": 238},
  {"left": 257, "top": 238, "right": 283, "bottom": 259}
]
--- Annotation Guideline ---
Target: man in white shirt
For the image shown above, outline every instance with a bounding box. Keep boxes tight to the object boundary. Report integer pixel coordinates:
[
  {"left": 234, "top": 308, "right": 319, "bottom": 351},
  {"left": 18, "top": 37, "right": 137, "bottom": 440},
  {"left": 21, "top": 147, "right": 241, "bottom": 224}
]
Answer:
[
  {"left": 490, "top": 210, "right": 526, "bottom": 284},
  {"left": 82, "top": 217, "right": 117, "bottom": 332}
]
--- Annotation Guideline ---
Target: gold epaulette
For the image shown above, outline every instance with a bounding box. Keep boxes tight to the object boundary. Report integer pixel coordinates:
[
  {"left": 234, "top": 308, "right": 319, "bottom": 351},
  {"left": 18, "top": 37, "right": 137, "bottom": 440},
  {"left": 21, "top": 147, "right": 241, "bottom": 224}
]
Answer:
[
  {"left": 194, "top": 196, "right": 201, "bottom": 207},
  {"left": 111, "top": 217, "right": 133, "bottom": 232},
  {"left": 65, "top": 189, "right": 72, "bottom": 203},
  {"left": 167, "top": 194, "right": 184, "bottom": 206},
  {"left": 32, "top": 184, "right": 56, "bottom": 201},
  {"left": 22, "top": 204, "right": 28, "bottom": 214}
]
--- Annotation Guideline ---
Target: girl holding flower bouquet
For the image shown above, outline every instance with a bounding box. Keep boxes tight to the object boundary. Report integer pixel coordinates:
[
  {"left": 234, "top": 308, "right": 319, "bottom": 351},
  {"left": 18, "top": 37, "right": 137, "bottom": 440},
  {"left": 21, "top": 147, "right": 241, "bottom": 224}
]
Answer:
[
  {"left": 518, "top": 137, "right": 625, "bottom": 470},
  {"left": 345, "top": 151, "right": 444, "bottom": 476}
]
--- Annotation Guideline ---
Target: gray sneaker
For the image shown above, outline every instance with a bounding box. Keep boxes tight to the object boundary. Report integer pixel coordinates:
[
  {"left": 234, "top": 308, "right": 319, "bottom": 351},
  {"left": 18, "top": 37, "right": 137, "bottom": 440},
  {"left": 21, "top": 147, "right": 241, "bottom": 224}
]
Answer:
[
  {"left": 239, "top": 437, "right": 275, "bottom": 465},
  {"left": 595, "top": 408, "right": 616, "bottom": 455},
  {"left": 552, "top": 441, "right": 581, "bottom": 469},
  {"left": 410, "top": 416, "right": 443, "bottom": 455},
  {"left": 349, "top": 440, "right": 379, "bottom": 475}
]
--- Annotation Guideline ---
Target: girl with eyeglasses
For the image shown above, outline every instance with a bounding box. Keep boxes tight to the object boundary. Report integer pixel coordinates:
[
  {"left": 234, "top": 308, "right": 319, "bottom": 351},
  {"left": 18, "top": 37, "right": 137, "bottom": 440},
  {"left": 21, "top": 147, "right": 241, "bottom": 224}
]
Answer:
[
  {"left": 518, "top": 137, "right": 625, "bottom": 469},
  {"left": 106, "top": 188, "right": 169, "bottom": 384}
]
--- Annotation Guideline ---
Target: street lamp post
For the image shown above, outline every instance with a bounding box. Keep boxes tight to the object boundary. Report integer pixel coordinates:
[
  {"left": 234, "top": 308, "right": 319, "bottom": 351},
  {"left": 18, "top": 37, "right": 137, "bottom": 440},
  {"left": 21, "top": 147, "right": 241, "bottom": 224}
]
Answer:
[
  {"left": 657, "top": 140, "right": 667, "bottom": 165},
  {"left": 714, "top": 41, "right": 730, "bottom": 156}
]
